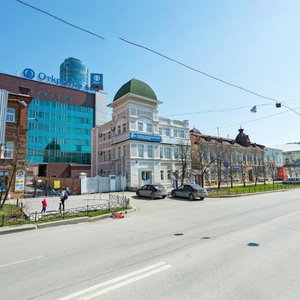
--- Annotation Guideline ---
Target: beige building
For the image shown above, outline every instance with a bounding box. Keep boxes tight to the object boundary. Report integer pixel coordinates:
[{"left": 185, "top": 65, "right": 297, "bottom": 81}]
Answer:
[
  {"left": 189, "top": 127, "right": 266, "bottom": 186},
  {"left": 92, "top": 79, "right": 190, "bottom": 189}
]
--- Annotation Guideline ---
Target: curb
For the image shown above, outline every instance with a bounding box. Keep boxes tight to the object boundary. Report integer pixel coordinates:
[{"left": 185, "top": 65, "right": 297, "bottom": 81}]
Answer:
[
  {"left": 0, "top": 224, "right": 36, "bottom": 235},
  {"left": 37, "top": 217, "right": 90, "bottom": 229},
  {"left": 0, "top": 206, "right": 136, "bottom": 235}
]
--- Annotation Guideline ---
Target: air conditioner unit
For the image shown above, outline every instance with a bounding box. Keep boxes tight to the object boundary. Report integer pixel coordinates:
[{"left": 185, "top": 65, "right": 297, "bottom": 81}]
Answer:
[{"left": 99, "top": 133, "right": 103, "bottom": 137}]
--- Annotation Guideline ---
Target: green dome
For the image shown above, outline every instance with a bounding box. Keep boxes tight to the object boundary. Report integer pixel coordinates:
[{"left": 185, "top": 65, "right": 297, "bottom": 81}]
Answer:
[{"left": 113, "top": 79, "right": 157, "bottom": 101}]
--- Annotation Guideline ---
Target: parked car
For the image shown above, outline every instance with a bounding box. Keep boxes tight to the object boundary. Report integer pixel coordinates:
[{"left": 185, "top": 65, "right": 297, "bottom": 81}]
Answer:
[
  {"left": 282, "top": 177, "right": 300, "bottom": 184},
  {"left": 136, "top": 184, "right": 167, "bottom": 199},
  {"left": 171, "top": 184, "right": 208, "bottom": 200}
]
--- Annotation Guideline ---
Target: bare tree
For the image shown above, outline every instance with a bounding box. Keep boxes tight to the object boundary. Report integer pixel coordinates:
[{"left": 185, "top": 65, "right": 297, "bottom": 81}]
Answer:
[
  {"left": 178, "top": 141, "right": 191, "bottom": 186},
  {"left": 0, "top": 123, "right": 26, "bottom": 207}
]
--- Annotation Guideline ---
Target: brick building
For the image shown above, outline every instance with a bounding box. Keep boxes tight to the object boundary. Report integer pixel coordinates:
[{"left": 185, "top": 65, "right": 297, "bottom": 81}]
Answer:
[{"left": 0, "top": 89, "right": 32, "bottom": 200}]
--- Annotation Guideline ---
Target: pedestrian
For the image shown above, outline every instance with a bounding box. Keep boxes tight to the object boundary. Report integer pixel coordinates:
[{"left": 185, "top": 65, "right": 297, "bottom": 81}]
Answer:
[
  {"left": 59, "top": 187, "right": 67, "bottom": 211},
  {"left": 41, "top": 198, "right": 47, "bottom": 213}
]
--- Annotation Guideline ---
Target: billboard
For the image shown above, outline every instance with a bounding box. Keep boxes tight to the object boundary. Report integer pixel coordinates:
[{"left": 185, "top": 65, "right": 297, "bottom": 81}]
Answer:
[
  {"left": 0, "top": 89, "right": 8, "bottom": 144},
  {"left": 90, "top": 73, "right": 103, "bottom": 90}
]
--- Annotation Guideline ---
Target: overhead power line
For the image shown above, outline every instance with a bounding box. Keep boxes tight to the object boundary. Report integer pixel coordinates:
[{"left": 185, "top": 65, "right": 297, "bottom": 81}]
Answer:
[
  {"left": 16, "top": 0, "right": 105, "bottom": 40},
  {"left": 16, "top": 0, "right": 300, "bottom": 118}
]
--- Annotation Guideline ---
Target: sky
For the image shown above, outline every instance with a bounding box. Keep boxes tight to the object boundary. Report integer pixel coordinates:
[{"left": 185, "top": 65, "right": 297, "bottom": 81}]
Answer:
[{"left": 1, "top": 0, "right": 300, "bottom": 147}]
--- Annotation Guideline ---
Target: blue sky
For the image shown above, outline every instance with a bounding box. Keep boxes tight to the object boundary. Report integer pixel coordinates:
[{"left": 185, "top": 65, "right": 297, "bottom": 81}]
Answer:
[{"left": 1, "top": 0, "right": 300, "bottom": 146}]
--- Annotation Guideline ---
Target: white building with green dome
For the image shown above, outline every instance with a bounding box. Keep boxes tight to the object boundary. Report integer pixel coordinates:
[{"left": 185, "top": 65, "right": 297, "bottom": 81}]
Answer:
[{"left": 91, "top": 79, "right": 190, "bottom": 189}]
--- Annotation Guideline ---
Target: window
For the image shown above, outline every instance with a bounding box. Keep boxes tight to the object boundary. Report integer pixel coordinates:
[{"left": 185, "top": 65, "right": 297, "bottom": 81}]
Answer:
[
  {"left": 138, "top": 144, "right": 144, "bottom": 157},
  {"left": 179, "top": 130, "right": 185, "bottom": 138},
  {"left": 165, "top": 128, "right": 170, "bottom": 136},
  {"left": 146, "top": 123, "right": 152, "bottom": 133},
  {"left": 147, "top": 145, "right": 153, "bottom": 157},
  {"left": 108, "top": 150, "right": 111, "bottom": 160},
  {"left": 52, "top": 93, "right": 60, "bottom": 98},
  {"left": 165, "top": 147, "right": 171, "bottom": 159},
  {"left": 118, "top": 147, "right": 121, "bottom": 158},
  {"left": 160, "top": 147, "right": 163, "bottom": 158},
  {"left": 123, "top": 123, "right": 127, "bottom": 132},
  {"left": 39, "top": 91, "right": 47, "bottom": 96},
  {"left": 174, "top": 147, "right": 179, "bottom": 159},
  {"left": 1, "top": 142, "right": 13, "bottom": 159},
  {"left": 167, "top": 170, "right": 171, "bottom": 180},
  {"left": 103, "top": 133, "right": 106, "bottom": 141},
  {"left": 117, "top": 125, "right": 121, "bottom": 134},
  {"left": 64, "top": 96, "right": 72, "bottom": 101},
  {"left": 138, "top": 122, "right": 143, "bottom": 132},
  {"left": 160, "top": 170, "right": 164, "bottom": 180},
  {"left": 6, "top": 108, "right": 15, "bottom": 122},
  {"left": 173, "top": 129, "right": 178, "bottom": 137},
  {"left": 108, "top": 131, "right": 111, "bottom": 139},
  {"left": 103, "top": 151, "right": 106, "bottom": 162},
  {"left": 123, "top": 145, "right": 126, "bottom": 157},
  {"left": 159, "top": 127, "right": 162, "bottom": 135}
]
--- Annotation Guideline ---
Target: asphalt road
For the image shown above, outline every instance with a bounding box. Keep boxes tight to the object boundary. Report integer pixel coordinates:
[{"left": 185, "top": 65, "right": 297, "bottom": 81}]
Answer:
[{"left": 0, "top": 190, "right": 299, "bottom": 300}]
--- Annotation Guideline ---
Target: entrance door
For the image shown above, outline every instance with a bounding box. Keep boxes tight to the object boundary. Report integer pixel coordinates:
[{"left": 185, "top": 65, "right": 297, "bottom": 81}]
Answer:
[{"left": 141, "top": 171, "right": 151, "bottom": 186}]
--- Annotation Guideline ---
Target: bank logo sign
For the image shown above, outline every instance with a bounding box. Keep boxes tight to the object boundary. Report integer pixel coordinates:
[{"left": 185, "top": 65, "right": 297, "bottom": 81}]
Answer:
[
  {"left": 22, "top": 68, "right": 98, "bottom": 93},
  {"left": 130, "top": 132, "right": 162, "bottom": 142},
  {"left": 91, "top": 73, "right": 103, "bottom": 85},
  {"left": 23, "top": 68, "right": 35, "bottom": 79}
]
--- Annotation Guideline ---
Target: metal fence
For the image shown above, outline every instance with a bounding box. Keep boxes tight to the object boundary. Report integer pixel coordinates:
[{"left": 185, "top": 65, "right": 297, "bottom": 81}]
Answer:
[
  {"left": 1, "top": 194, "right": 129, "bottom": 226},
  {"left": 28, "top": 194, "right": 129, "bottom": 222},
  {"left": 208, "top": 184, "right": 298, "bottom": 196}
]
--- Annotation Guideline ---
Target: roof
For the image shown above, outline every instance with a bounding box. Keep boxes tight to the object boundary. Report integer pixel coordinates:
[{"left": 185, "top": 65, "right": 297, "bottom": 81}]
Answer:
[
  {"left": 272, "top": 143, "right": 300, "bottom": 152},
  {"left": 113, "top": 79, "right": 157, "bottom": 101}
]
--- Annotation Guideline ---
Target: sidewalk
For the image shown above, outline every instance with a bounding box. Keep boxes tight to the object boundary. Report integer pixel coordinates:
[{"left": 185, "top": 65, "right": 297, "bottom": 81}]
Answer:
[
  {"left": 1, "top": 191, "right": 136, "bottom": 235},
  {"left": 6, "top": 191, "right": 135, "bottom": 214}
]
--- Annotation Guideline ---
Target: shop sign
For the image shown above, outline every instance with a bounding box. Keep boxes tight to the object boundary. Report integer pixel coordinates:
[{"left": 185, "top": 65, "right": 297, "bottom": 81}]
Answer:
[
  {"left": 22, "top": 68, "right": 99, "bottom": 93},
  {"left": 130, "top": 132, "right": 162, "bottom": 142},
  {"left": 15, "top": 171, "right": 25, "bottom": 191}
]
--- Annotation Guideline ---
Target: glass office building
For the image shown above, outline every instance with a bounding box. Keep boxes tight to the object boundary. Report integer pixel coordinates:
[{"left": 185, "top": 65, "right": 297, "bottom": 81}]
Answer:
[
  {"left": 0, "top": 73, "right": 98, "bottom": 167},
  {"left": 60, "top": 57, "right": 88, "bottom": 87},
  {"left": 27, "top": 98, "right": 93, "bottom": 164}
]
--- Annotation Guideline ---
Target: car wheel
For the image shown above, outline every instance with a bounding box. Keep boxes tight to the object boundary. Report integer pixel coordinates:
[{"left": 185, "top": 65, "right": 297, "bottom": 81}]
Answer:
[
  {"left": 200, "top": 197, "right": 205, "bottom": 200},
  {"left": 150, "top": 192, "right": 156, "bottom": 200},
  {"left": 189, "top": 194, "right": 195, "bottom": 200},
  {"left": 171, "top": 192, "right": 176, "bottom": 198},
  {"left": 136, "top": 191, "right": 141, "bottom": 197}
]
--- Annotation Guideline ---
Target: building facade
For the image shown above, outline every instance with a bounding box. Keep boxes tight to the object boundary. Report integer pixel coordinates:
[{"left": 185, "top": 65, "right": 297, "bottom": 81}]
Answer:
[
  {"left": 0, "top": 72, "right": 107, "bottom": 178},
  {"left": 92, "top": 79, "right": 190, "bottom": 189},
  {"left": 190, "top": 128, "right": 266, "bottom": 186},
  {"left": 0, "top": 89, "right": 32, "bottom": 199},
  {"left": 60, "top": 57, "right": 88, "bottom": 88},
  {"left": 274, "top": 143, "right": 300, "bottom": 177}
]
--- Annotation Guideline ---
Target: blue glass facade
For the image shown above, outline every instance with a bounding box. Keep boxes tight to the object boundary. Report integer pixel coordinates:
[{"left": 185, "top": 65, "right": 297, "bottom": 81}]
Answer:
[
  {"left": 26, "top": 98, "right": 93, "bottom": 164},
  {"left": 60, "top": 57, "right": 88, "bottom": 87}
]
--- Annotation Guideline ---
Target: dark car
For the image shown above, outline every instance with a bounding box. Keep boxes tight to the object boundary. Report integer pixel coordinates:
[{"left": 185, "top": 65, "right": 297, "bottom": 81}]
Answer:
[
  {"left": 282, "top": 177, "right": 300, "bottom": 184},
  {"left": 171, "top": 184, "right": 208, "bottom": 200},
  {"left": 136, "top": 184, "right": 167, "bottom": 199}
]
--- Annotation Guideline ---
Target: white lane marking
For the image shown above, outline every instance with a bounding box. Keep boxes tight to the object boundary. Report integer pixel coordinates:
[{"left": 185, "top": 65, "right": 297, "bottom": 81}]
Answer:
[
  {"left": 0, "top": 255, "right": 44, "bottom": 267},
  {"left": 81, "top": 264, "right": 172, "bottom": 300},
  {"left": 59, "top": 261, "right": 172, "bottom": 300}
]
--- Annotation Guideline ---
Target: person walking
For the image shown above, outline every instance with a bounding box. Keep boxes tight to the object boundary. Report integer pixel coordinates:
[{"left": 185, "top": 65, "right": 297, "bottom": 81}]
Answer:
[
  {"left": 41, "top": 198, "right": 47, "bottom": 213},
  {"left": 59, "top": 188, "right": 67, "bottom": 211}
]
